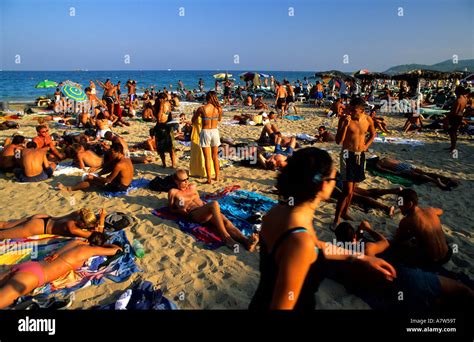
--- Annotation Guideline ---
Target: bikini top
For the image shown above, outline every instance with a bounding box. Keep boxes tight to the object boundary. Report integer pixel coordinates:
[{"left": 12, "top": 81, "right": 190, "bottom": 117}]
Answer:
[{"left": 249, "top": 227, "right": 326, "bottom": 311}]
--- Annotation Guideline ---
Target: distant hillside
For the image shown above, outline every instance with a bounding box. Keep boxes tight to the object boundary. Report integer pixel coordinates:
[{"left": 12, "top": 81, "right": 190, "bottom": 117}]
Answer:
[{"left": 384, "top": 59, "right": 473, "bottom": 74}]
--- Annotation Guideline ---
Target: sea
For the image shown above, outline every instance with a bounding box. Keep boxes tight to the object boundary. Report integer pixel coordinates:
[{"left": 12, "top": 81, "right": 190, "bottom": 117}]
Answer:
[{"left": 0, "top": 70, "right": 316, "bottom": 102}]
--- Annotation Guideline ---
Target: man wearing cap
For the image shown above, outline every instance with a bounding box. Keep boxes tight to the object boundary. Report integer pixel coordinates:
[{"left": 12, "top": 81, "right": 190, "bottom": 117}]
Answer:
[{"left": 448, "top": 86, "right": 470, "bottom": 152}]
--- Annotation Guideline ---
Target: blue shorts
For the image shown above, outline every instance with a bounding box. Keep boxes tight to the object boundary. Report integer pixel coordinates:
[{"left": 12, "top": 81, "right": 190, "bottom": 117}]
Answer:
[
  {"left": 316, "top": 92, "right": 323, "bottom": 99},
  {"left": 274, "top": 144, "right": 294, "bottom": 157},
  {"left": 15, "top": 167, "right": 54, "bottom": 182}
]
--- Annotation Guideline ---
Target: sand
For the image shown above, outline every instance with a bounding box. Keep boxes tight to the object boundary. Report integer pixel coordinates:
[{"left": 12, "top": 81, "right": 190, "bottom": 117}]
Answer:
[{"left": 0, "top": 102, "right": 473, "bottom": 309}]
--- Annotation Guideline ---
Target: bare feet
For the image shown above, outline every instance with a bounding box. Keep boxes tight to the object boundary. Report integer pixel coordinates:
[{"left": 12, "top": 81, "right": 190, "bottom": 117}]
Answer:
[
  {"left": 57, "top": 183, "right": 71, "bottom": 192},
  {"left": 205, "top": 179, "right": 212, "bottom": 184},
  {"left": 246, "top": 233, "right": 260, "bottom": 252}
]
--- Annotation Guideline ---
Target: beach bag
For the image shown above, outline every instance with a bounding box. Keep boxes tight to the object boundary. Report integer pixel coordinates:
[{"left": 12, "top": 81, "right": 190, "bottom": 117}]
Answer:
[{"left": 104, "top": 212, "right": 135, "bottom": 231}]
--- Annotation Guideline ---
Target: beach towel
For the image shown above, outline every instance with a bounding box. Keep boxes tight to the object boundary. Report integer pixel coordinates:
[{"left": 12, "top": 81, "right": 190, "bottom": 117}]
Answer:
[
  {"left": 283, "top": 115, "right": 303, "bottom": 121},
  {"left": 152, "top": 186, "right": 277, "bottom": 249},
  {"left": 0, "top": 230, "right": 140, "bottom": 301},
  {"left": 53, "top": 161, "right": 85, "bottom": 176},
  {"left": 296, "top": 133, "right": 316, "bottom": 143},
  {"left": 373, "top": 137, "right": 425, "bottom": 146},
  {"left": 178, "top": 140, "right": 191, "bottom": 147},
  {"left": 366, "top": 165, "right": 427, "bottom": 187},
  {"left": 189, "top": 117, "right": 215, "bottom": 178},
  {"left": 101, "top": 178, "right": 151, "bottom": 198}
]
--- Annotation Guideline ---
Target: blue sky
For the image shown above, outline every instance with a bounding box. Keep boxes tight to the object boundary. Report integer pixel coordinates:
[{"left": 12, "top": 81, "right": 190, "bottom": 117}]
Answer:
[{"left": 1, "top": 0, "right": 472, "bottom": 71}]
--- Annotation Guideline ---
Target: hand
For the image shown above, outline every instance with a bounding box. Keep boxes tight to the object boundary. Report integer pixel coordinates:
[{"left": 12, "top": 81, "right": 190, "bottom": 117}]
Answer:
[
  {"left": 359, "top": 220, "right": 371, "bottom": 230},
  {"left": 361, "top": 255, "right": 397, "bottom": 281},
  {"left": 86, "top": 174, "right": 94, "bottom": 180},
  {"left": 99, "top": 208, "right": 106, "bottom": 218}
]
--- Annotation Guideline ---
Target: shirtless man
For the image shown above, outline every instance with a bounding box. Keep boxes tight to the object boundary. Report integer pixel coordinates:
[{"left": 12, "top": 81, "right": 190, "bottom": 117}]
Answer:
[
  {"left": 370, "top": 157, "right": 457, "bottom": 190},
  {"left": 14, "top": 141, "right": 56, "bottom": 182},
  {"left": 329, "top": 98, "right": 345, "bottom": 118},
  {"left": 448, "top": 86, "right": 470, "bottom": 152},
  {"left": 0, "top": 135, "right": 25, "bottom": 172},
  {"left": 84, "top": 87, "right": 106, "bottom": 114},
  {"left": 103, "top": 131, "right": 153, "bottom": 164},
  {"left": 254, "top": 95, "right": 268, "bottom": 110},
  {"left": 95, "top": 112, "right": 112, "bottom": 140},
  {"left": 391, "top": 189, "right": 451, "bottom": 269},
  {"left": 257, "top": 136, "right": 295, "bottom": 170},
  {"left": 72, "top": 143, "right": 103, "bottom": 170},
  {"left": 57, "top": 143, "right": 133, "bottom": 193},
  {"left": 97, "top": 79, "right": 117, "bottom": 116},
  {"left": 168, "top": 169, "right": 259, "bottom": 251},
  {"left": 370, "top": 109, "right": 389, "bottom": 133},
  {"left": 0, "top": 232, "right": 122, "bottom": 309},
  {"left": 0, "top": 208, "right": 106, "bottom": 240},
  {"left": 334, "top": 97, "right": 375, "bottom": 225},
  {"left": 33, "top": 125, "right": 64, "bottom": 161},
  {"left": 192, "top": 91, "right": 222, "bottom": 183},
  {"left": 315, "top": 126, "right": 335, "bottom": 143},
  {"left": 275, "top": 81, "right": 287, "bottom": 118}
]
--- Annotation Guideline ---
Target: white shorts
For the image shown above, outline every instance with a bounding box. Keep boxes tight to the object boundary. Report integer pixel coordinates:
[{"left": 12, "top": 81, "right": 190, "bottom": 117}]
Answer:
[
  {"left": 199, "top": 128, "right": 220, "bottom": 148},
  {"left": 96, "top": 129, "right": 111, "bottom": 139}
]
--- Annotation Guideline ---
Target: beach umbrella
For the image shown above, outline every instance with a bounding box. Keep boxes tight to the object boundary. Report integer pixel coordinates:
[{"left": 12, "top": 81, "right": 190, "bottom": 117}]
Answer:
[
  {"left": 35, "top": 80, "right": 58, "bottom": 88},
  {"left": 213, "top": 73, "right": 232, "bottom": 79},
  {"left": 61, "top": 84, "right": 87, "bottom": 102}
]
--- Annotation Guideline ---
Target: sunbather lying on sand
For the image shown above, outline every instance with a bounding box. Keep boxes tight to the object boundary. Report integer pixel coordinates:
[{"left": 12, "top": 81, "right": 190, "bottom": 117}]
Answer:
[
  {"left": 257, "top": 136, "right": 296, "bottom": 170},
  {"left": 168, "top": 169, "right": 259, "bottom": 251},
  {"left": 367, "top": 157, "right": 459, "bottom": 190},
  {"left": 130, "top": 129, "right": 157, "bottom": 152},
  {"left": 71, "top": 143, "right": 104, "bottom": 171},
  {"left": 0, "top": 232, "right": 122, "bottom": 309},
  {"left": 0, "top": 208, "right": 106, "bottom": 240}
]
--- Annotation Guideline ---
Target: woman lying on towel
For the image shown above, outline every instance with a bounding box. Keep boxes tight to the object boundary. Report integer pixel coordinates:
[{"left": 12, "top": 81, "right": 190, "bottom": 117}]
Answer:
[
  {"left": 0, "top": 208, "right": 106, "bottom": 240},
  {"left": 0, "top": 232, "right": 122, "bottom": 309}
]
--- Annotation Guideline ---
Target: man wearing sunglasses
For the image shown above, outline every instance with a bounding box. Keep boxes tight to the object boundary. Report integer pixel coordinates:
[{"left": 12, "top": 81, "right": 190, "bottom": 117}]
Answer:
[
  {"left": 32, "top": 125, "right": 65, "bottom": 161},
  {"left": 168, "top": 169, "right": 259, "bottom": 251}
]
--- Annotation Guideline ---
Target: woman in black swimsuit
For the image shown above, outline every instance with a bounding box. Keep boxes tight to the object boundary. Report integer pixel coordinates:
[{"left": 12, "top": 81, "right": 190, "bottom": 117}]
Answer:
[
  {"left": 249, "top": 147, "right": 397, "bottom": 310},
  {"left": 0, "top": 208, "right": 105, "bottom": 240}
]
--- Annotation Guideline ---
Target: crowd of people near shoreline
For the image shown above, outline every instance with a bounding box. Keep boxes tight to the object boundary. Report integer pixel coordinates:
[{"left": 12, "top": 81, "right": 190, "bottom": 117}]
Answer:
[{"left": 0, "top": 75, "right": 473, "bottom": 311}]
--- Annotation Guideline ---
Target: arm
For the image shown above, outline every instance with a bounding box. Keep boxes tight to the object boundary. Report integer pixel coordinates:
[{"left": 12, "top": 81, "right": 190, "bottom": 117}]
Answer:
[
  {"left": 335, "top": 116, "right": 350, "bottom": 145},
  {"left": 96, "top": 80, "right": 106, "bottom": 89},
  {"left": 77, "top": 153, "right": 86, "bottom": 170},
  {"left": 43, "top": 153, "right": 51, "bottom": 169},
  {"left": 104, "top": 163, "right": 122, "bottom": 184},
  {"left": 432, "top": 207, "right": 443, "bottom": 216},
  {"left": 360, "top": 221, "right": 390, "bottom": 256},
  {"left": 391, "top": 218, "right": 412, "bottom": 245},
  {"left": 365, "top": 116, "right": 376, "bottom": 150},
  {"left": 89, "top": 245, "right": 123, "bottom": 257}
]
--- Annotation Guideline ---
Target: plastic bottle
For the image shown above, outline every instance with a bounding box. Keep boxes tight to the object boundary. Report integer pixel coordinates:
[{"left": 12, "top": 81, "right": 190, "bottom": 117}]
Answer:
[{"left": 132, "top": 239, "right": 145, "bottom": 258}]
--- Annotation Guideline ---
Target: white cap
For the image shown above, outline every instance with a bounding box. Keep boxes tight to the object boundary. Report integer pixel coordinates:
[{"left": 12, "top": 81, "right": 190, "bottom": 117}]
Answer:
[{"left": 262, "top": 112, "right": 268, "bottom": 118}]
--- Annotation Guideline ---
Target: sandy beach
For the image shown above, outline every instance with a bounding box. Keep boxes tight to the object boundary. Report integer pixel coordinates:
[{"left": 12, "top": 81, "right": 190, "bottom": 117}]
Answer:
[{"left": 1, "top": 102, "right": 472, "bottom": 309}]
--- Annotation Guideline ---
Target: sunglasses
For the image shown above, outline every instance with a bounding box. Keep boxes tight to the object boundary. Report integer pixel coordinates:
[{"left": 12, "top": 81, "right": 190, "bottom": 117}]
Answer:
[
  {"left": 40, "top": 130, "right": 49, "bottom": 133},
  {"left": 176, "top": 177, "right": 189, "bottom": 183}
]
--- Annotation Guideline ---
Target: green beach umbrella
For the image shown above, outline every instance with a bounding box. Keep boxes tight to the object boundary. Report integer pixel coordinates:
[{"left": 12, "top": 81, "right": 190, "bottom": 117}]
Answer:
[
  {"left": 35, "top": 80, "right": 58, "bottom": 88},
  {"left": 61, "top": 84, "right": 87, "bottom": 102}
]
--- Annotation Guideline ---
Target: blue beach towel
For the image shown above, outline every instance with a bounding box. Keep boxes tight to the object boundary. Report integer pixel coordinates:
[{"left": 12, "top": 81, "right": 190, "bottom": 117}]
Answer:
[
  {"left": 283, "top": 115, "right": 303, "bottom": 121},
  {"left": 101, "top": 178, "right": 151, "bottom": 198}
]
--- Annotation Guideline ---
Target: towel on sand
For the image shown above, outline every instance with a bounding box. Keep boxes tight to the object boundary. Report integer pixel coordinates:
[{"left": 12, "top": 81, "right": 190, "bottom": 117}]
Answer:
[
  {"left": 283, "top": 115, "right": 303, "bottom": 121},
  {"left": 373, "top": 137, "right": 425, "bottom": 145},
  {"left": 152, "top": 186, "right": 277, "bottom": 249},
  {"left": 101, "top": 178, "right": 151, "bottom": 198}
]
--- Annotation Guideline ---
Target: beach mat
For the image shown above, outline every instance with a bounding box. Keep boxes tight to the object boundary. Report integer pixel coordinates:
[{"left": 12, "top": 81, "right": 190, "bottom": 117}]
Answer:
[{"left": 152, "top": 186, "right": 277, "bottom": 249}]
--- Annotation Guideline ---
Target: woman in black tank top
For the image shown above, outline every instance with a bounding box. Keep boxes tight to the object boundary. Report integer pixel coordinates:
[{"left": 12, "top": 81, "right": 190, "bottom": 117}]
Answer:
[{"left": 249, "top": 147, "right": 397, "bottom": 310}]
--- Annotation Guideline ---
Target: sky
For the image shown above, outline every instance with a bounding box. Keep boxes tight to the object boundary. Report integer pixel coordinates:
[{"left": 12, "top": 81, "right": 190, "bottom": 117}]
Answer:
[{"left": 0, "top": 0, "right": 473, "bottom": 71}]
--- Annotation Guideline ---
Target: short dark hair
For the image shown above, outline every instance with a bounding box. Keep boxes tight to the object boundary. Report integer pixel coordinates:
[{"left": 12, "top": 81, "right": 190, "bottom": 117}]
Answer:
[
  {"left": 36, "top": 124, "right": 47, "bottom": 133},
  {"left": 335, "top": 222, "right": 355, "bottom": 243},
  {"left": 111, "top": 142, "right": 124, "bottom": 154},
  {"left": 12, "top": 135, "right": 25, "bottom": 145},
  {"left": 84, "top": 87, "right": 91, "bottom": 93},
  {"left": 104, "top": 131, "right": 114, "bottom": 140},
  {"left": 26, "top": 141, "right": 37, "bottom": 148},
  {"left": 350, "top": 97, "right": 366, "bottom": 110},
  {"left": 318, "top": 126, "right": 326, "bottom": 131},
  {"left": 399, "top": 189, "right": 418, "bottom": 206},
  {"left": 276, "top": 147, "right": 333, "bottom": 205},
  {"left": 88, "top": 232, "right": 107, "bottom": 246}
]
